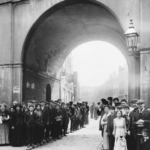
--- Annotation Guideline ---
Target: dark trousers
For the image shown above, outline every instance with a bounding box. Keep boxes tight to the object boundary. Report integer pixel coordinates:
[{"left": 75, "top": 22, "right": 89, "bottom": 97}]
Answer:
[
  {"left": 73, "top": 118, "right": 77, "bottom": 130},
  {"left": 35, "top": 124, "right": 44, "bottom": 144},
  {"left": 108, "top": 134, "right": 115, "bottom": 150},
  {"left": 70, "top": 118, "right": 74, "bottom": 131},
  {"left": 81, "top": 115, "right": 85, "bottom": 127},
  {"left": 54, "top": 121, "right": 61, "bottom": 139},
  {"left": 130, "top": 134, "right": 137, "bottom": 150},
  {"left": 126, "top": 134, "right": 131, "bottom": 150},
  {"left": 51, "top": 122, "right": 55, "bottom": 138},
  {"left": 66, "top": 117, "right": 69, "bottom": 133},
  {"left": 45, "top": 124, "right": 50, "bottom": 139},
  {"left": 22, "top": 123, "right": 27, "bottom": 145},
  {"left": 62, "top": 119, "right": 67, "bottom": 135},
  {"left": 14, "top": 124, "right": 23, "bottom": 146},
  {"left": 9, "top": 125, "right": 15, "bottom": 146},
  {"left": 26, "top": 124, "right": 35, "bottom": 145}
]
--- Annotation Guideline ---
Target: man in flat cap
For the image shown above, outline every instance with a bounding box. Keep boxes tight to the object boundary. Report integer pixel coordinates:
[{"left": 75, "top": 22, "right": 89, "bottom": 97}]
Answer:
[
  {"left": 27, "top": 100, "right": 32, "bottom": 109},
  {"left": 40, "top": 100, "right": 49, "bottom": 143},
  {"left": 24, "top": 105, "right": 36, "bottom": 148},
  {"left": 128, "top": 99, "right": 139, "bottom": 150},
  {"left": 31, "top": 100, "right": 36, "bottom": 108},
  {"left": 12, "top": 100, "right": 18, "bottom": 107},
  {"left": 132, "top": 99, "right": 150, "bottom": 150}
]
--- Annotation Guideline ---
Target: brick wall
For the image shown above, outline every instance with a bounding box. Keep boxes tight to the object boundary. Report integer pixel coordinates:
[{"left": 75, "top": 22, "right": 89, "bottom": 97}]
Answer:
[{"left": 23, "top": 70, "right": 60, "bottom": 102}]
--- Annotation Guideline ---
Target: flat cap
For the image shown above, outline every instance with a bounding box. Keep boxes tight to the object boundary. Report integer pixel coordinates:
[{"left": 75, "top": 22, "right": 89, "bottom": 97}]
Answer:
[
  {"left": 61, "top": 102, "right": 65, "bottom": 105},
  {"left": 35, "top": 103, "right": 41, "bottom": 107},
  {"left": 15, "top": 103, "right": 22, "bottom": 107},
  {"left": 136, "top": 99, "right": 145, "bottom": 104},
  {"left": 40, "top": 100, "right": 46, "bottom": 103},
  {"left": 121, "top": 99, "right": 127, "bottom": 103},
  {"left": 31, "top": 100, "right": 36, "bottom": 103},
  {"left": 123, "top": 105, "right": 130, "bottom": 109},
  {"left": 69, "top": 101, "right": 73, "bottom": 105},
  {"left": 131, "top": 99, "right": 138, "bottom": 104},
  {"left": 27, "top": 100, "right": 32, "bottom": 103},
  {"left": 13, "top": 100, "right": 18, "bottom": 104},
  {"left": 28, "top": 104, "right": 34, "bottom": 108}
]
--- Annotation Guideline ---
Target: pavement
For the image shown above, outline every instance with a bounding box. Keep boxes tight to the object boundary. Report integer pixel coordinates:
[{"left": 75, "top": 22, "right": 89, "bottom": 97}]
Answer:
[{"left": 0, "top": 118, "right": 103, "bottom": 150}]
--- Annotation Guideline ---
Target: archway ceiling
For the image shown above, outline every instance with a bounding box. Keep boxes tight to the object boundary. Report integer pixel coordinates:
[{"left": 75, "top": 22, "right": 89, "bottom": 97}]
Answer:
[{"left": 25, "top": 3, "right": 127, "bottom": 78}]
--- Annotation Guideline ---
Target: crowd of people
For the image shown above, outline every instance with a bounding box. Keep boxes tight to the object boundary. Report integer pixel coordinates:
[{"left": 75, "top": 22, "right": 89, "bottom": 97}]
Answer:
[
  {"left": 0, "top": 99, "right": 89, "bottom": 149},
  {"left": 97, "top": 97, "right": 150, "bottom": 150}
]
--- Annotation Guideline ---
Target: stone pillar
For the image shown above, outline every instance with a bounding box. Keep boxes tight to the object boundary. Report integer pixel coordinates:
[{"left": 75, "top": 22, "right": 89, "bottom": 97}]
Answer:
[
  {"left": 0, "top": 64, "right": 22, "bottom": 106},
  {"left": 12, "top": 64, "right": 23, "bottom": 104},
  {"left": 140, "top": 49, "right": 150, "bottom": 108},
  {"left": 128, "top": 54, "right": 140, "bottom": 103}
]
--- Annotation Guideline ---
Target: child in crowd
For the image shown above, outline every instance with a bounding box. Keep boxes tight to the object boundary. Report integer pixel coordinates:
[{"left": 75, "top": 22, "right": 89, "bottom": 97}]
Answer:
[{"left": 141, "top": 128, "right": 150, "bottom": 150}]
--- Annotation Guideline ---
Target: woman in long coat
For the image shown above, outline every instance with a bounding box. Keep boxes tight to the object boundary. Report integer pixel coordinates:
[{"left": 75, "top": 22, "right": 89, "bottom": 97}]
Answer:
[
  {"left": 0, "top": 103, "right": 10, "bottom": 145},
  {"left": 101, "top": 105, "right": 110, "bottom": 150},
  {"left": 12, "top": 104, "right": 24, "bottom": 146}
]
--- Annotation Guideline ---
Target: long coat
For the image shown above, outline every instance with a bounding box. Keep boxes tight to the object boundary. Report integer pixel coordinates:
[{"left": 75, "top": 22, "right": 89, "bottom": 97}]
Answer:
[
  {"left": 132, "top": 109, "right": 150, "bottom": 150},
  {"left": 41, "top": 107, "right": 49, "bottom": 126},
  {"left": 132, "top": 109, "right": 150, "bottom": 129},
  {"left": 107, "top": 113, "right": 116, "bottom": 135}
]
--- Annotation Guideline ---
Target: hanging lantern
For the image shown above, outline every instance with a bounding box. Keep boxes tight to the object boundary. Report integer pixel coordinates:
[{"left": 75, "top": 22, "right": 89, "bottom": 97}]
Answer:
[{"left": 125, "top": 19, "right": 139, "bottom": 54}]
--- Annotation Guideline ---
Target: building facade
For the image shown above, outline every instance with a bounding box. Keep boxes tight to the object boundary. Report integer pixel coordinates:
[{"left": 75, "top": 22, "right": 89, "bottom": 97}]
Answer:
[
  {"left": 60, "top": 54, "right": 80, "bottom": 103},
  {"left": 99, "top": 64, "right": 128, "bottom": 101}
]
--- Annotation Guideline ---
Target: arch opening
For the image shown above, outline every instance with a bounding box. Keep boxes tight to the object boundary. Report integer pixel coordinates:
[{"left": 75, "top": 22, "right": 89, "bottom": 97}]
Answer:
[{"left": 22, "top": 0, "right": 128, "bottom": 102}]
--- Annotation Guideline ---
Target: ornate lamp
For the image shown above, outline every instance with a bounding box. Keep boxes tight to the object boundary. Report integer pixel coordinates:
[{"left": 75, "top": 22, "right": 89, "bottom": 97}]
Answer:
[{"left": 125, "top": 19, "right": 139, "bottom": 55}]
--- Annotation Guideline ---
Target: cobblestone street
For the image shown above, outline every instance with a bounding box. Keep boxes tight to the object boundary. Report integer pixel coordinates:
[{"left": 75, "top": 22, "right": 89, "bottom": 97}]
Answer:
[{"left": 0, "top": 119, "right": 102, "bottom": 150}]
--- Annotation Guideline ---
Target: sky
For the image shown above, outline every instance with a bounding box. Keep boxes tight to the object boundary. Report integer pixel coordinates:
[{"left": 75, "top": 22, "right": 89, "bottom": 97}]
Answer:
[{"left": 72, "top": 41, "right": 127, "bottom": 87}]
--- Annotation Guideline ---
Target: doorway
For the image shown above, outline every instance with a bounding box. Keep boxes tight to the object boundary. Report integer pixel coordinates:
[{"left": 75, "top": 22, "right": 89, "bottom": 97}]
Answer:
[{"left": 46, "top": 84, "right": 51, "bottom": 101}]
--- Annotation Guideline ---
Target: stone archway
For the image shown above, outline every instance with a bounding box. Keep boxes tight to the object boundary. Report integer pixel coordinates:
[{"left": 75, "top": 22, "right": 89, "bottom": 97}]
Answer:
[{"left": 22, "top": 0, "right": 140, "bottom": 103}]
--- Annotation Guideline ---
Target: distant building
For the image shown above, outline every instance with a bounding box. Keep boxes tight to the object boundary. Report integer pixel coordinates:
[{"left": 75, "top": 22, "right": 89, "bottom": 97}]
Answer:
[
  {"left": 80, "top": 86, "right": 100, "bottom": 105},
  {"left": 99, "top": 64, "right": 128, "bottom": 101},
  {"left": 60, "top": 54, "right": 80, "bottom": 103}
]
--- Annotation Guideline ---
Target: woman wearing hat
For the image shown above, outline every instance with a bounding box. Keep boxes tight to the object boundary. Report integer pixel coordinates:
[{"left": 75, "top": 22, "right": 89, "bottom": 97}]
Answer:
[
  {"left": 11, "top": 104, "right": 24, "bottom": 146},
  {"left": 0, "top": 103, "right": 10, "bottom": 145}
]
